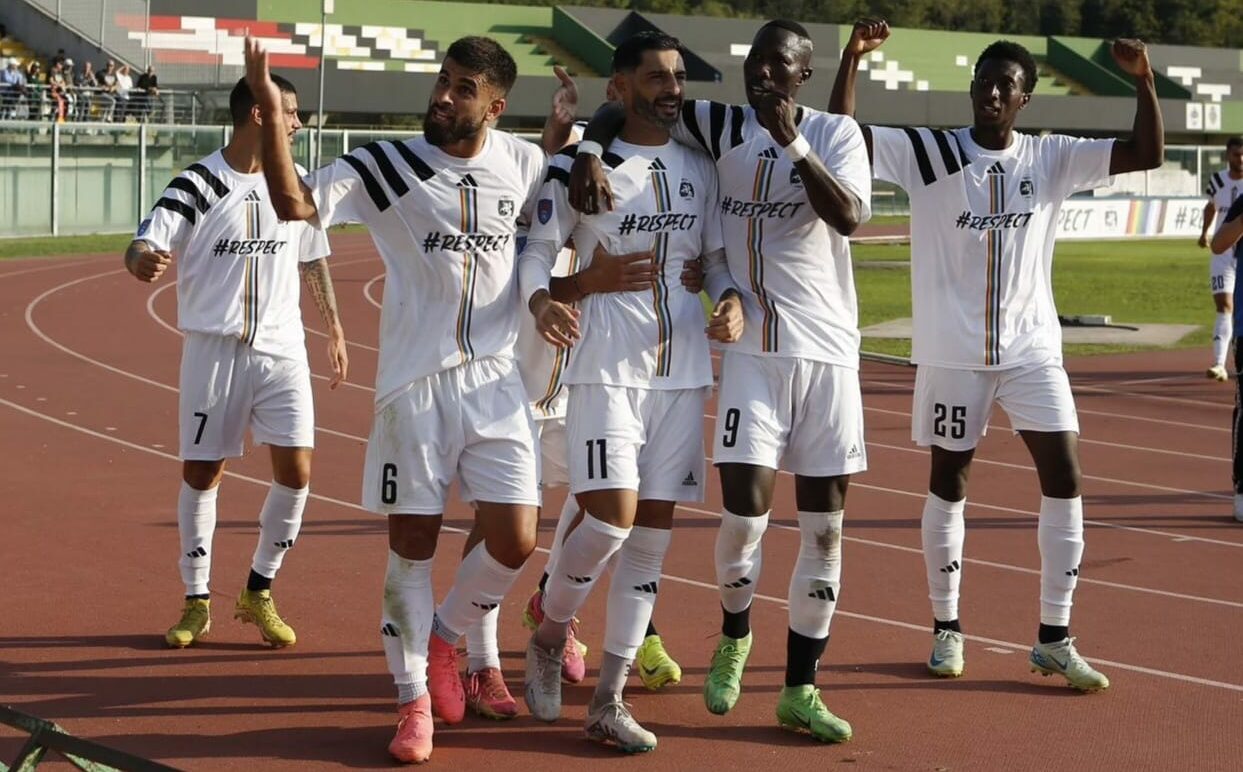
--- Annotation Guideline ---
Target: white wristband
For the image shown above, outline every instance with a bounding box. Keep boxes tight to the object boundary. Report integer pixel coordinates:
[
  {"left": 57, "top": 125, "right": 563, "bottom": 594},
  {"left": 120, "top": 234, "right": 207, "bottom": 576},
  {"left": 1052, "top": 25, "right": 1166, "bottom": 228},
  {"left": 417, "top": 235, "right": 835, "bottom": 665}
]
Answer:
[
  {"left": 783, "top": 134, "right": 811, "bottom": 163},
  {"left": 577, "top": 140, "right": 603, "bottom": 158}
]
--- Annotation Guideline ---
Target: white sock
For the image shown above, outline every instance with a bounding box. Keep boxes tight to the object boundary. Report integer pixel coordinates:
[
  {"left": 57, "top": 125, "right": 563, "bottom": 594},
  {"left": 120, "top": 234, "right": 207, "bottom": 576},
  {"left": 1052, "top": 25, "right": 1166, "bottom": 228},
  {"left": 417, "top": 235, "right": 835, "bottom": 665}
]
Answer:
[
  {"left": 787, "top": 511, "right": 843, "bottom": 638},
  {"left": 1038, "top": 496, "right": 1084, "bottom": 626},
  {"left": 381, "top": 550, "right": 433, "bottom": 703},
  {"left": 465, "top": 606, "right": 501, "bottom": 673},
  {"left": 250, "top": 481, "right": 309, "bottom": 579},
  {"left": 435, "top": 542, "right": 522, "bottom": 644},
  {"left": 1214, "top": 312, "right": 1233, "bottom": 368},
  {"left": 177, "top": 482, "right": 218, "bottom": 596},
  {"left": 544, "top": 493, "right": 580, "bottom": 579},
  {"left": 921, "top": 493, "right": 967, "bottom": 622},
  {"left": 603, "top": 526, "right": 672, "bottom": 660},
  {"left": 540, "top": 513, "right": 629, "bottom": 627},
  {"left": 715, "top": 510, "right": 768, "bottom": 614}
]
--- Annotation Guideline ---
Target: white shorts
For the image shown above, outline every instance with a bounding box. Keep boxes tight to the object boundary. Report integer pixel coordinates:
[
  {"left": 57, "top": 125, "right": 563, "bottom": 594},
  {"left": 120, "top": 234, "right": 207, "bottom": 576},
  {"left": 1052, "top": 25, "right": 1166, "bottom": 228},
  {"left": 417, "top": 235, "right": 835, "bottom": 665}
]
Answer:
[
  {"left": 362, "top": 356, "right": 540, "bottom": 515},
  {"left": 712, "top": 351, "right": 867, "bottom": 477},
  {"left": 566, "top": 383, "right": 707, "bottom": 502},
  {"left": 1210, "top": 250, "right": 1236, "bottom": 295},
  {"left": 912, "top": 361, "right": 1079, "bottom": 451},
  {"left": 538, "top": 417, "right": 569, "bottom": 490},
  {"left": 178, "top": 332, "right": 314, "bottom": 460}
]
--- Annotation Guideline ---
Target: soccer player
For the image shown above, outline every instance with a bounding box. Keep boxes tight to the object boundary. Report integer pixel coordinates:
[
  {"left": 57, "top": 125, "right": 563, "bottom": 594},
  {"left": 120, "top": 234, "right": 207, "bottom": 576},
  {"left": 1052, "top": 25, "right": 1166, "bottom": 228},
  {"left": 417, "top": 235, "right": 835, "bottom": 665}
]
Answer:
[
  {"left": 124, "top": 75, "right": 348, "bottom": 650},
  {"left": 1198, "top": 136, "right": 1243, "bottom": 381},
  {"left": 829, "top": 19, "right": 1164, "bottom": 690},
  {"left": 1209, "top": 193, "right": 1243, "bottom": 521},
  {"left": 567, "top": 20, "right": 869, "bottom": 744},
  {"left": 246, "top": 36, "right": 546, "bottom": 763},
  {"left": 520, "top": 31, "right": 743, "bottom": 752}
]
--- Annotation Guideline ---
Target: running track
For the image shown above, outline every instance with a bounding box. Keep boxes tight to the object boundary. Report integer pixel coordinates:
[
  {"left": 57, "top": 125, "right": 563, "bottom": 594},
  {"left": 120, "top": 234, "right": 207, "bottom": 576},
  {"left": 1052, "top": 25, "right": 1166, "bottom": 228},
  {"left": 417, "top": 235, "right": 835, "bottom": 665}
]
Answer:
[{"left": 2, "top": 235, "right": 1240, "bottom": 770}]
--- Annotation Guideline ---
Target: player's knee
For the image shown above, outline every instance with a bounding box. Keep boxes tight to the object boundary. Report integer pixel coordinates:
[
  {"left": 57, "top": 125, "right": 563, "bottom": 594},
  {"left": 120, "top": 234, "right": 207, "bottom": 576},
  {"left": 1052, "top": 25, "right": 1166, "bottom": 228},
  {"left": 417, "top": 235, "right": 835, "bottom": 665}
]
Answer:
[
  {"left": 182, "top": 460, "right": 224, "bottom": 490},
  {"left": 719, "top": 464, "right": 774, "bottom": 515},
  {"left": 488, "top": 532, "right": 536, "bottom": 569},
  {"left": 1042, "top": 462, "right": 1081, "bottom": 499},
  {"left": 928, "top": 453, "right": 972, "bottom": 502},
  {"left": 388, "top": 516, "right": 441, "bottom": 561}
]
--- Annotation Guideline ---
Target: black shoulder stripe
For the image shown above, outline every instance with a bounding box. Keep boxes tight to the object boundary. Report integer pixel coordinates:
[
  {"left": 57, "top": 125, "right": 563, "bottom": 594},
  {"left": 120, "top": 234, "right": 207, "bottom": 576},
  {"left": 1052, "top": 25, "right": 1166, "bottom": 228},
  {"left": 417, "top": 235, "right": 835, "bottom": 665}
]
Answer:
[
  {"left": 950, "top": 131, "right": 970, "bottom": 167},
  {"left": 931, "top": 130, "right": 962, "bottom": 177},
  {"left": 361, "top": 142, "right": 409, "bottom": 198},
  {"left": 708, "top": 101, "right": 725, "bottom": 160},
  {"left": 728, "top": 105, "right": 744, "bottom": 150},
  {"left": 902, "top": 127, "right": 936, "bottom": 186},
  {"left": 545, "top": 165, "right": 570, "bottom": 186},
  {"left": 154, "top": 196, "right": 197, "bottom": 225},
  {"left": 386, "top": 140, "right": 435, "bottom": 182},
  {"left": 185, "top": 163, "right": 229, "bottom": 198},
  {"left": 341, "top": 154, "right": 391, "bottom": 212},
  {"left": 681, "top": 101, "right": 711, "bottom": 155},
  {"left": 167, "top": 177, "right": 210, "bottom": 213},
  {"left": 1213, "top": 171, "right": 1225, "bottom": 190},
  {"left": 602, "top": 152, "right": 626, "bottom": 169}
]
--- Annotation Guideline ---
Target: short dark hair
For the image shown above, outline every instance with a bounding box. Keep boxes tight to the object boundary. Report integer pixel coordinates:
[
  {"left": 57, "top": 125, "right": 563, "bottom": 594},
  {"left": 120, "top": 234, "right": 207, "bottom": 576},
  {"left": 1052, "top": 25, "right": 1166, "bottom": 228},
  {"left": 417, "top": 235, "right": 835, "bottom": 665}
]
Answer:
[
  {"left": 445, "top": 36, "right": 517, "bottom": 95},
  {"left": 1227, "top": 136, "right": 1243, "bottom": 151},
  {"left": 611, "top": 31, "right": 682, "bottom": 73},
  {"left": 229, "top": 74, "right": 296, "bottom": 127},
  {"left": 757, "top": 19, "right": 811, "bottom": 41},
  {"left": 975, "top": 40, "right": 1039, "bottom": 94}
]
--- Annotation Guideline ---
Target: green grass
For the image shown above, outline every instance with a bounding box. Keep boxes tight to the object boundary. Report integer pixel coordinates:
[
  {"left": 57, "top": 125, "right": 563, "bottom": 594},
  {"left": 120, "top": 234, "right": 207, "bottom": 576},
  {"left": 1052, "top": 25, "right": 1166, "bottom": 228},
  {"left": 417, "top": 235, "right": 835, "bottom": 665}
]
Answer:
[
  {"left": 0, "top": 233, "right": 131, "bottom": 260},
  {"left": 853, "top": 237, "right": 1208, "bottom": 359}
]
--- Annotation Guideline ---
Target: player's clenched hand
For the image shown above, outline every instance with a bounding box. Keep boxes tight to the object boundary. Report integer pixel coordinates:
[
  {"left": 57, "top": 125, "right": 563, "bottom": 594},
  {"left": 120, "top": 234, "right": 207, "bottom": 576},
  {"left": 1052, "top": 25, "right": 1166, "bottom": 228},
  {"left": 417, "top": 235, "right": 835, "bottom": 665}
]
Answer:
[
  {"left": 326, "top": 326, "right": 349, "bottom": 390},
  {"left": 756, "top": 90, "right": 799, "bottom": 147},
  {"left": 847, "top": 18, "right": 890, "bottom": 56},
  {"left": 1198, "top": 234, "right": 1209, "bottom": 249},
  {"left": 569, "top": 154, "right": 614, "bottom": 214},
  {"left": 243, "top": 36, "right": 282, "bottom": 114},
  {"left": 1111, "top": 39, "right": 1152, "bottom": 78},
  {"left": 706, "top": 293, "right": 744, "bottom": 343},
  {"left": 584, "top": 243, "right": 655, "bottom": 292},
  {"left": 126, "top": 244, "right": 172, "bottom": 283},
  {"left": 529, "top": 290, "right": 581, "bottom": 348},
  {"left": 680, "top": 258, "right": 704, "bottom": 293}
]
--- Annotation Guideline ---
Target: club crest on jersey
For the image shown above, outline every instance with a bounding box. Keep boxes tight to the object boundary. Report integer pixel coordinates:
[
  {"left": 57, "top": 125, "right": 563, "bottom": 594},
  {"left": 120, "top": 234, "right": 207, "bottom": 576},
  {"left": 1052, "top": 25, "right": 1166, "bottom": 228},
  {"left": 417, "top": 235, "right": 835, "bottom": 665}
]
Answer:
[
  {"left": 538, "top": 198, "right": 553, "bottom": 224},
  {"left": 789, "top": 168, "right": 803, "bottom": 186},
  {"left": 680, "top": 179, "right": 695, "bottom": 199},
  {"left": 498, "top": 198, "right": 515, "bottom": 217},
  {"left": 1020, "top": 178, "right": 1035, "bottom": 198}
]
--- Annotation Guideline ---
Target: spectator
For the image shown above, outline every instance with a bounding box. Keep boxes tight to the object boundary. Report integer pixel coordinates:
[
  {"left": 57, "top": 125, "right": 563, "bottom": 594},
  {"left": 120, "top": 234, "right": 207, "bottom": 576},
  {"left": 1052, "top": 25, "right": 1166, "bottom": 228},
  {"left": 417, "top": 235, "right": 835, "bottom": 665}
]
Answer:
[
  {"left": 47, "top": 61, "right": 68, "bottom": 122},
  {"left": 75, "top": 60, "right": 95, "bottom": 121},
  {"left": 97, "top": 59, "right": 118, "bottom": 122},
  {"left": 116, "top": 63, "right": 134, "bottom": 121},
  {"left": 1, "top": 57, "right": 27, "bottom": 119},
  {"left": 23, "top": 59, "right": 44, "bottom": 119},
  {"left": 49, "top": 49, "right": 66, "bottom": 72},
  {"left": 136, "top": 64, "right": 160, "bottom": 121}
]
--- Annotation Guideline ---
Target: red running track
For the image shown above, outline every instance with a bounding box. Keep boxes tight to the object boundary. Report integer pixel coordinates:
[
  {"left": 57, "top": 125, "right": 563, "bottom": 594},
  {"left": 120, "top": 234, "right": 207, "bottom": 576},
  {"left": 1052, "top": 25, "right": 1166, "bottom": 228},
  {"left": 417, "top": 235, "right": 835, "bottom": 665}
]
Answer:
[{"left": 2, "top": 237, "right": 1241, "bottom": 770}]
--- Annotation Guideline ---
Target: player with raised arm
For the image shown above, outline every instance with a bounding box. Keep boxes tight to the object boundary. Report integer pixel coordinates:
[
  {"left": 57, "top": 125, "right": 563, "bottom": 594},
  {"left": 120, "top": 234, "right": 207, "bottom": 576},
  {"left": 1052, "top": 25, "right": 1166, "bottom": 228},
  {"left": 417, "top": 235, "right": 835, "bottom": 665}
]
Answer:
[
  {"left": 569, "top": 19, "right": 873, "bottom": 744},
  {"left": 125, "top": 75, "right": 348, "bottom": 651},
  {"left": 830, "top": 18, "right": 1163, "bottom": 690},
  {"left": 246, "top": 36, "right": 547, "bottom": 763},
  {"left": 1210, "top": 192, "right": 1243, "bottom": 521},
  {"left": 1199, "top": 136, "right": 1243, "bottom": 382},
  {"left": 520, "top": 32, "right": 743, "bottom": 752}
]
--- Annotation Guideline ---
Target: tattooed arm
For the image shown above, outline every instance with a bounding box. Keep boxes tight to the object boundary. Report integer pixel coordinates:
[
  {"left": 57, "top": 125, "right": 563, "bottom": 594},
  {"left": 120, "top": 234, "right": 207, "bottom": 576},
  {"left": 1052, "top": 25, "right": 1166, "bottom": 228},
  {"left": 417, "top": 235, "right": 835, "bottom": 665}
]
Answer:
[{"left": 300, "top": 257, "right": 348, "bottom": 389}]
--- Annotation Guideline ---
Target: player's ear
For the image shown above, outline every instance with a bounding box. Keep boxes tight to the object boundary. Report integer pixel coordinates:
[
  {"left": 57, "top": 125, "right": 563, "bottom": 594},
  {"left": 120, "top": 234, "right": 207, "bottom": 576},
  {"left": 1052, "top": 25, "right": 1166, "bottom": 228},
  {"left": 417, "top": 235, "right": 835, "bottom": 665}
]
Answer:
[
  {"left": 798, "top": 66, "right": 812, "bottom": 86},
  {"left": 250, "top": 103, "right": 263, "bottom": 128},
  {"left": 1019, "top": 92, "right": 1031, "bottom": 110},
  {"left": 486, "top": 95, "right": 507, "bottom": 123}
]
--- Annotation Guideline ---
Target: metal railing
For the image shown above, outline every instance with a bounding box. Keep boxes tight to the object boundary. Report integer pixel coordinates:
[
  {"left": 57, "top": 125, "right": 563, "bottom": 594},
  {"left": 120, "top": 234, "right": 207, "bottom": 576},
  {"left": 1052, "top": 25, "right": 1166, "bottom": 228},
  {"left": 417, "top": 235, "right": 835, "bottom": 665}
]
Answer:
[
  {"left": 0, "top": 84, "right": 200, "bottom": 124},
  {"left": 0, "top": 121, "right": 1233, "bottom": 239}
]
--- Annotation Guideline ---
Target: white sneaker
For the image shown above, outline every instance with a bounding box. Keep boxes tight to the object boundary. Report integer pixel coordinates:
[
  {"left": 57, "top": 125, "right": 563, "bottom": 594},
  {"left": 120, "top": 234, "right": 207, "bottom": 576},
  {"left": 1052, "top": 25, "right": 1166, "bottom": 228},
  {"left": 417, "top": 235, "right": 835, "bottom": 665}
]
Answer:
[
  {"left": 523, "top": 637, "right": 564, "bottom": 722},
  {"left": 1206, "top": 364, "right": 1229, "bottom": 382},
  {"left": 1233, "top": 493, "right": 1243, "bottom": 523},
  {"left": 1029, "top": 637, "right": 1110, "bottom": 692},
  {"left": 927, "top": 629, "right": 965, "bottom": 677},
  {"left": 585, "top": 700, "right": 657, "bottom": 753}
]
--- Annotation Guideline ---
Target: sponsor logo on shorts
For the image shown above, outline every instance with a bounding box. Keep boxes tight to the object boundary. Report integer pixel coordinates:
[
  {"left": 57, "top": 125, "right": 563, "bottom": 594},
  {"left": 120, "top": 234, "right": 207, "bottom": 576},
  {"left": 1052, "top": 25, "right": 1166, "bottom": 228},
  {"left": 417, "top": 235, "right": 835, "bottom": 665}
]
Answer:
[
  {"left": 846, "top": 444, "right": 862, "bottom": 460},
  {"left": 682, "top": 471, "right": 697, "bottom": 486}
]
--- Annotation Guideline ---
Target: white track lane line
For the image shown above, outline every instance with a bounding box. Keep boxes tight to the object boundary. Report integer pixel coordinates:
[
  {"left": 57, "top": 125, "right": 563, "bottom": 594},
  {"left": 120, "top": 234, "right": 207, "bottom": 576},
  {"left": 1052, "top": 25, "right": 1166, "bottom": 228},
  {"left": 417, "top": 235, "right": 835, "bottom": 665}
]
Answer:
[
  {"left": 26, "top": 270, "right": 1243, "bottom": 601},
  {"left": 2, "top": 395, "right": 1240, "bottom": 695},
  {"left": 363, "top": 272, "right": 383, "bottom": 310},
  {"left": 0, "top": 257, "right": 101, "bottom": 280}
]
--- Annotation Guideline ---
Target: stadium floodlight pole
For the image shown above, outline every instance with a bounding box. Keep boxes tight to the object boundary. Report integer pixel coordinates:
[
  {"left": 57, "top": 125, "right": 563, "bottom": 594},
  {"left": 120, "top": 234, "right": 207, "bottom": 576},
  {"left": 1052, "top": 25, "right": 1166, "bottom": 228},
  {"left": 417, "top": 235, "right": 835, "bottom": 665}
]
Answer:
[{"left": 315, "top": 0, "right": 333, "bottom": 168}]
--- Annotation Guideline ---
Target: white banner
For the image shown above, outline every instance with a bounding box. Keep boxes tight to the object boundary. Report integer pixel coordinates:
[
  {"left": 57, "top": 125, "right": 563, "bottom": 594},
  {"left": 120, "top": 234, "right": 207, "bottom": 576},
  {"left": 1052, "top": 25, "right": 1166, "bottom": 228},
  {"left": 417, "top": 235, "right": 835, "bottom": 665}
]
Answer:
[{"left": 1055, "top": 197, "right": 1205, "bottom": 240}]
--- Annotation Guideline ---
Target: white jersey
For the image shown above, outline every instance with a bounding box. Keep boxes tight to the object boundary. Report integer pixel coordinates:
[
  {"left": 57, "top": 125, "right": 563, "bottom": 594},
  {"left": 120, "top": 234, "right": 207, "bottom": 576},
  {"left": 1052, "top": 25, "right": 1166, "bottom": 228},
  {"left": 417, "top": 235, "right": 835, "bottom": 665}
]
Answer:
[
  {"left": 871, "top": 126, "right": 1113, "bottom": 370},
  {"left": 305, "top": 130, "right": 545, "bottom": 406},
  {"left": 520, "top": 139, "right": 723, "bottom": 390},
  {"left": 672, "top": 100, "right": 872, "bottom": 368},
  {"left": 515, "top": 245, "right": 579, "bottom": 419},
  {"left": 137, "top": 150, "right": 330, "bottom": 361},
  {"left": 1207, "top": 168, "right": 1242, "bottom": 234}
]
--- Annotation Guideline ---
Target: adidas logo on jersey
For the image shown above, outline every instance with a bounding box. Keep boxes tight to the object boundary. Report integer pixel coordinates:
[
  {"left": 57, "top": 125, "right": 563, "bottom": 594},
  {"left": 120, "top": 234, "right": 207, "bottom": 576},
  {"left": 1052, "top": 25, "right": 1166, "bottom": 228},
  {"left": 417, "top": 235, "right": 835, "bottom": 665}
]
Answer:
[
  {"left": 457, "top": 173, "right": 478, "bottom": 188},
  {"left": 245, "top": 190, "right": 261, "bottom": 202},
  {"left": 649, "top": 158, "right": 668, "bottom": 172},
  {"left": 759, "top": 147, "right": 779, "bottom": 160},
  {"left": 682, "top": 471, "right": 697, "bottom": 486}
]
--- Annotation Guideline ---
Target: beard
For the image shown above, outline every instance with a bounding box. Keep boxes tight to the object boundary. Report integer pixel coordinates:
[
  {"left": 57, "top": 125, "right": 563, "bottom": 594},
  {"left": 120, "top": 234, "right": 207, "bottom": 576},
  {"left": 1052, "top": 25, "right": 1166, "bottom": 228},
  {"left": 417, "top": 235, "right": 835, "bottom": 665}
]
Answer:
[
  {"left": 631, "top": 93, "right": 679, "bottom": 130},
  {"left": 422, "top": 108, "right": 483, "bottom": 147}
]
